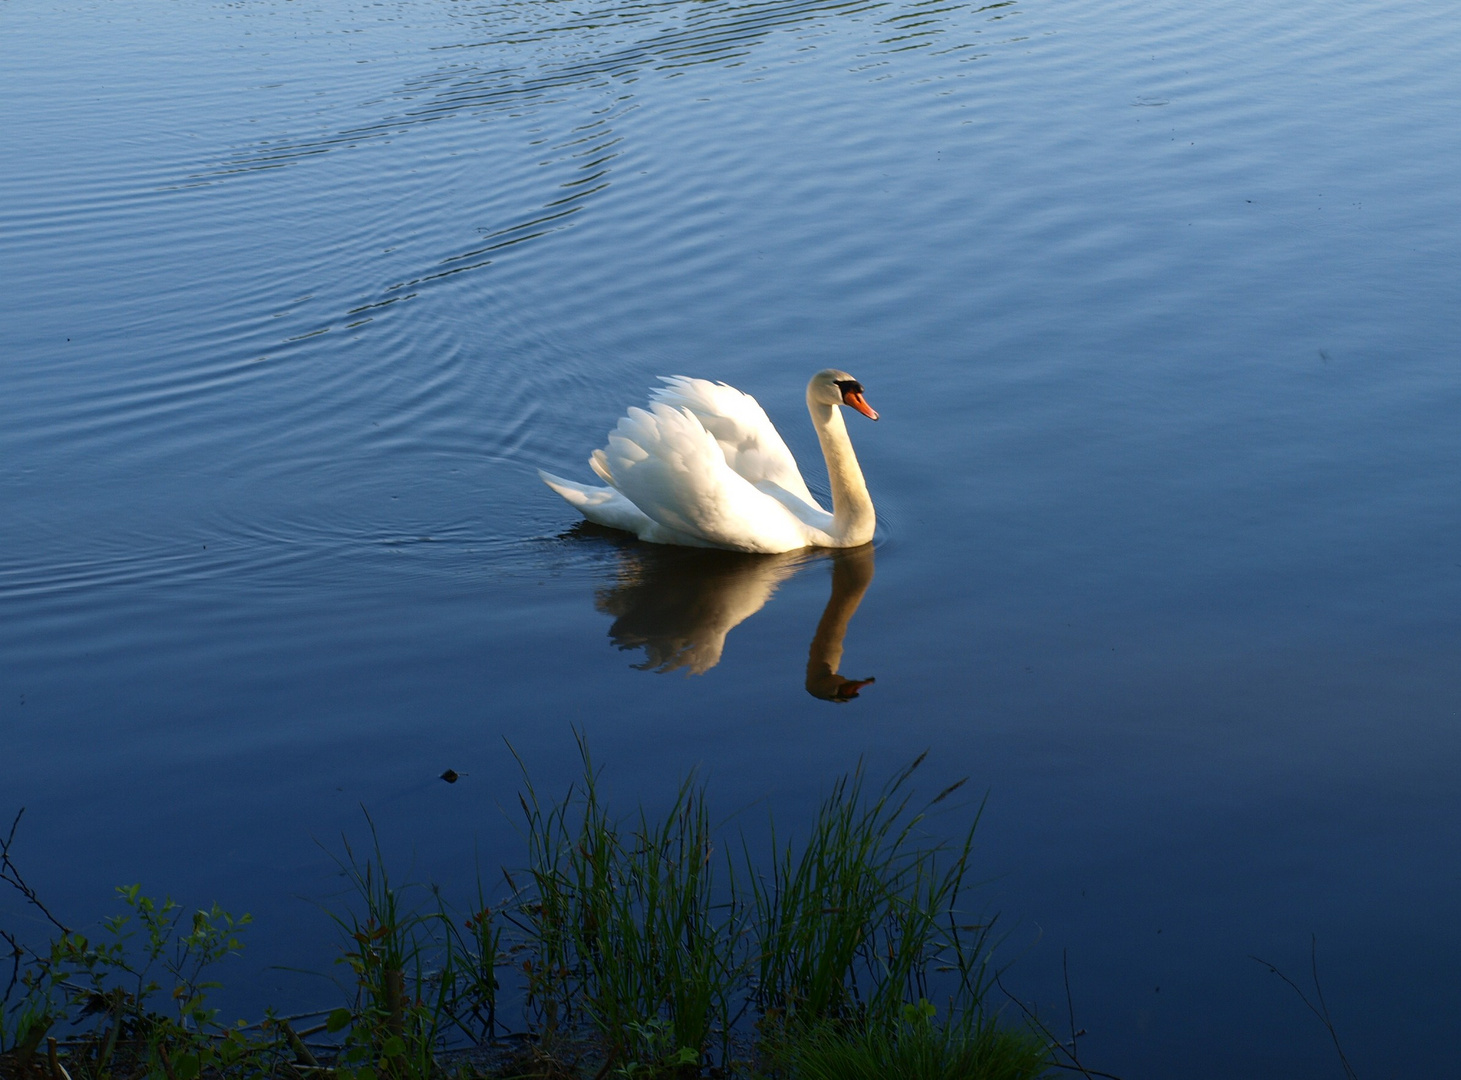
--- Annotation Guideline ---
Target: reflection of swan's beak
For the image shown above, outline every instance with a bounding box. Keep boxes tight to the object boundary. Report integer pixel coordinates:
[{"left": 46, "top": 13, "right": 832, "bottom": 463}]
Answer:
[
  {"left": 844, "top": 391, "right": 879, "bottom": 421},
  {"left": 805, "top": 544, "right": 876, "bottom": 703},
  {"left": 828, "top": 675, "right": 875, "bottom": 701}
]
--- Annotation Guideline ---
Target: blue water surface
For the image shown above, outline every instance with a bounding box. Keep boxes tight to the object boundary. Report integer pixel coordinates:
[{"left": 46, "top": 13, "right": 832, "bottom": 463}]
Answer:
[{"left": 2, "top": 0, "right": 1459, "bottom": 1075}]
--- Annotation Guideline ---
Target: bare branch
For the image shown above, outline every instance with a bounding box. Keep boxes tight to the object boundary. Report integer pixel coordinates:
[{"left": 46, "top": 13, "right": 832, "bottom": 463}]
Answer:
[
  {"left": 993, "top": 968, "right": 1125, "bottom": 1080},
  {"left": 1250, "top": 937, "right": 1359, "bottom": 1080},
  {"left": 1, "top": 808, "right": 73, "bottom": 935}
]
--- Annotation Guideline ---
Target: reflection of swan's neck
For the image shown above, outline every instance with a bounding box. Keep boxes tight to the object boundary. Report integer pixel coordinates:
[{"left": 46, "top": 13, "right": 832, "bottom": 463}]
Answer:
[
  {"left": 806, "top": 546, "right": 875, "bottom": 701},
  {"left": 809, "top": 398, "right": 875, "bottom": 547}
]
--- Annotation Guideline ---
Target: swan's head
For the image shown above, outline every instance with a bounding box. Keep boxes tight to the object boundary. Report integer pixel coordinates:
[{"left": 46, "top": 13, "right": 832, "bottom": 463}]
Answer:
[{"left": 809, "top": 369, "right": 879, "bottom": 420}]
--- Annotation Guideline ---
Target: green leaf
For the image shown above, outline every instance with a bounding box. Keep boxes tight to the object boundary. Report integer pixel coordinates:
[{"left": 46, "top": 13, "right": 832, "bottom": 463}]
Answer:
[
  {"left": 174, "top": 1053, "right": 201, "bottom": 1080},
  {"left": 326, "top": 1007, "right": 353, "bottom": 1033},
  {"left": 380, "top": 1035, "right": 407, "bottom": 1058}
]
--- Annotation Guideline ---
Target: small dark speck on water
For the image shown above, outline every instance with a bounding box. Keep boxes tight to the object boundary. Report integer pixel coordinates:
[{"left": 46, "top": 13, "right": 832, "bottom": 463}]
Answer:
[
  {"left": 1319, "top": 350, "right": 1330, "bottom": 362},
  {"left": 440, "top": 769, "right": 460, "bottom": 783}
]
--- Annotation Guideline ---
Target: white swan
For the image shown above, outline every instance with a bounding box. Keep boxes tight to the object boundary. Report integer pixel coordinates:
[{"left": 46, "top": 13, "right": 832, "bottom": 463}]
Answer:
[{"left": 538, "top": 369, "right": 879, "bottom": 553}]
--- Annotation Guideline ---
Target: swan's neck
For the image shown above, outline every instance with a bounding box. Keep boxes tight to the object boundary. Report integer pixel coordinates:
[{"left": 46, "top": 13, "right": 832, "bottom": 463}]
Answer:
[{"left": 808, "top": 397, "right": 875, "bottom": 547}]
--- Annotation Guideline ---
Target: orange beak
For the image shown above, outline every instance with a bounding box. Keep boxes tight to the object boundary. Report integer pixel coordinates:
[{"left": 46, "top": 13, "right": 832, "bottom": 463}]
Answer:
[{"left": 843, "top": 391, "right": 879, "bottom": 421}]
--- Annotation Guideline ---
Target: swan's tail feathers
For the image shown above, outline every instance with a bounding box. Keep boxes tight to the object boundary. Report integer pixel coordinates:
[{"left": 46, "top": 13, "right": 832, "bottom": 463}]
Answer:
[{"left": 537, "top": 469, "right": 659, "bottom": 536}]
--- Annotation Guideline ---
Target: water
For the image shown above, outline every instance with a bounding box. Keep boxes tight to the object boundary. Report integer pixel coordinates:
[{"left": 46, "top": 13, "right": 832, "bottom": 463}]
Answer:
[{"left": 3, "top": 0, "right": 1459, "bottom": 1074}]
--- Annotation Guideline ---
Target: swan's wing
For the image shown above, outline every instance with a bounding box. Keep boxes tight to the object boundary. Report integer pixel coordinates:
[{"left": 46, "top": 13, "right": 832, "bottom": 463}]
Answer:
[
  {"left": 650, "top": 376, "right": 819, "bottom": 506},
  {"left": 597, "top": 403, "right": 810, "bottom": 553}
]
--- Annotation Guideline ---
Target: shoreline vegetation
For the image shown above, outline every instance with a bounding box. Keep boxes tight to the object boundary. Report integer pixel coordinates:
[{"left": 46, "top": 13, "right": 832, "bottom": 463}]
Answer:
[{"left": 0, "top": 744, "right": 1103, "bottom": 1080}]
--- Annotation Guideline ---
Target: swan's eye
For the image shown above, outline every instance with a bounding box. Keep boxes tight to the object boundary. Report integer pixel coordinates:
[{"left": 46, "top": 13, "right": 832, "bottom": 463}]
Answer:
[{"left": 834, "top": 379, "right": 863, "bottom": 396}]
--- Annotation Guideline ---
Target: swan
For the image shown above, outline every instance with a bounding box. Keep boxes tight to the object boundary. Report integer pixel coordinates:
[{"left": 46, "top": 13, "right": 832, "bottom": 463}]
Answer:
[{"left": 538, "top": 369, "right": 879, "bottom": 553}]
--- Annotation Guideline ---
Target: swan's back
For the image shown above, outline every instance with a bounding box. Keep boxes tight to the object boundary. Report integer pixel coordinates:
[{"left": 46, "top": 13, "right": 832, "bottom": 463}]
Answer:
[
  {"left": 592, "top": 402, "right": 812, "bottom": 553},
  {"left": 650, "top": 377, "right": 818, "bottom": 506}
]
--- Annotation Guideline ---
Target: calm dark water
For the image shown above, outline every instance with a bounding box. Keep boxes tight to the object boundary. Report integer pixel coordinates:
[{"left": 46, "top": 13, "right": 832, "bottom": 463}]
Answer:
[{"left": 3, "top": 0, "right": 1460, "bottom": 1075}]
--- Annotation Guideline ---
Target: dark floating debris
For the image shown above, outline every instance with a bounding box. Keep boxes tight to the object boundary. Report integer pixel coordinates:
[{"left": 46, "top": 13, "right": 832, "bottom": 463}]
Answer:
[{"left": 440, "top": 769, "right": 459, "bottom": 784}]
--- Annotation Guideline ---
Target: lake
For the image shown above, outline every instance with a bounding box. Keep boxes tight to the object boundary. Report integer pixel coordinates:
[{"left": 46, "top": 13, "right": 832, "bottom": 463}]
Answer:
[{"left": 2, "top": 0, "right": 1459, "bottom": 1075}]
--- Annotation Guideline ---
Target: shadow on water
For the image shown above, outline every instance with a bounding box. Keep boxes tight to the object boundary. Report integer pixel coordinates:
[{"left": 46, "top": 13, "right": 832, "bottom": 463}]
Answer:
[{"left": 568, "top": 524, "right": 876, "bottom": 700}]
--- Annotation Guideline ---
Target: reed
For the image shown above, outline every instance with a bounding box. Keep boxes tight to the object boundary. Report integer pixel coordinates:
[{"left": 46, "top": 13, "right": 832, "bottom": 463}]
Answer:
[
  {"left": 324, "top": 820, "right": 458, "bottom": 1080},
  {"left": 494, "top": 741, "right": 1030, "bottom": 1076},
  {"left": 504, "top": 738, "right": 742, "bottom": 1073},
  {"left": 743, "top": 753, "right": 993, "bottom": 1033}
]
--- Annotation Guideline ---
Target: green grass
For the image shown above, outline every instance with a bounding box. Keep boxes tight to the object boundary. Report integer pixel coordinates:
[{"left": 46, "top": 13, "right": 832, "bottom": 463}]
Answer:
[
  {"left": 2, "top": 745, "right": 1060, "bottom": 1080},
  {"left": 744, "top": 753, "right": 990, "bottom": 1032},
  {"left": 507, "top": 741, "right": 739, "bottom": 1071},
  {"left": 770, "top": 1006, "right": 1049, "bottom": 1080}
]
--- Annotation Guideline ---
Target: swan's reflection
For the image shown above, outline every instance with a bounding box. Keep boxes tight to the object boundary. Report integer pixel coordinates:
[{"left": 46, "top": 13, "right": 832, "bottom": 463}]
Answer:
[
  {"left": 801, "top": 545, "right": 876, "bottom": 702},
  {"left": 578, "top": 526, "right": 875, "bottom": 700}
]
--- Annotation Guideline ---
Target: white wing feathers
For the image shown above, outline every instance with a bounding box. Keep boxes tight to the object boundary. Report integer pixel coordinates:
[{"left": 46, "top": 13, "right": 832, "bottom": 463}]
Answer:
[
  {"left": 596, "top": 403, "right": 809, "bottom": 553},
  {"left": 649, "top": 377, "right": 819, "bottom": 506}
]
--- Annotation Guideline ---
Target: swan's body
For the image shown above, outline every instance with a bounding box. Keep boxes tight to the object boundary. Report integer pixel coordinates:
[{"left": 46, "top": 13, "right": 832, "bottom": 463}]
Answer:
[{"left": 539, "top": 369, "right": 878, "bottom": 553}]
